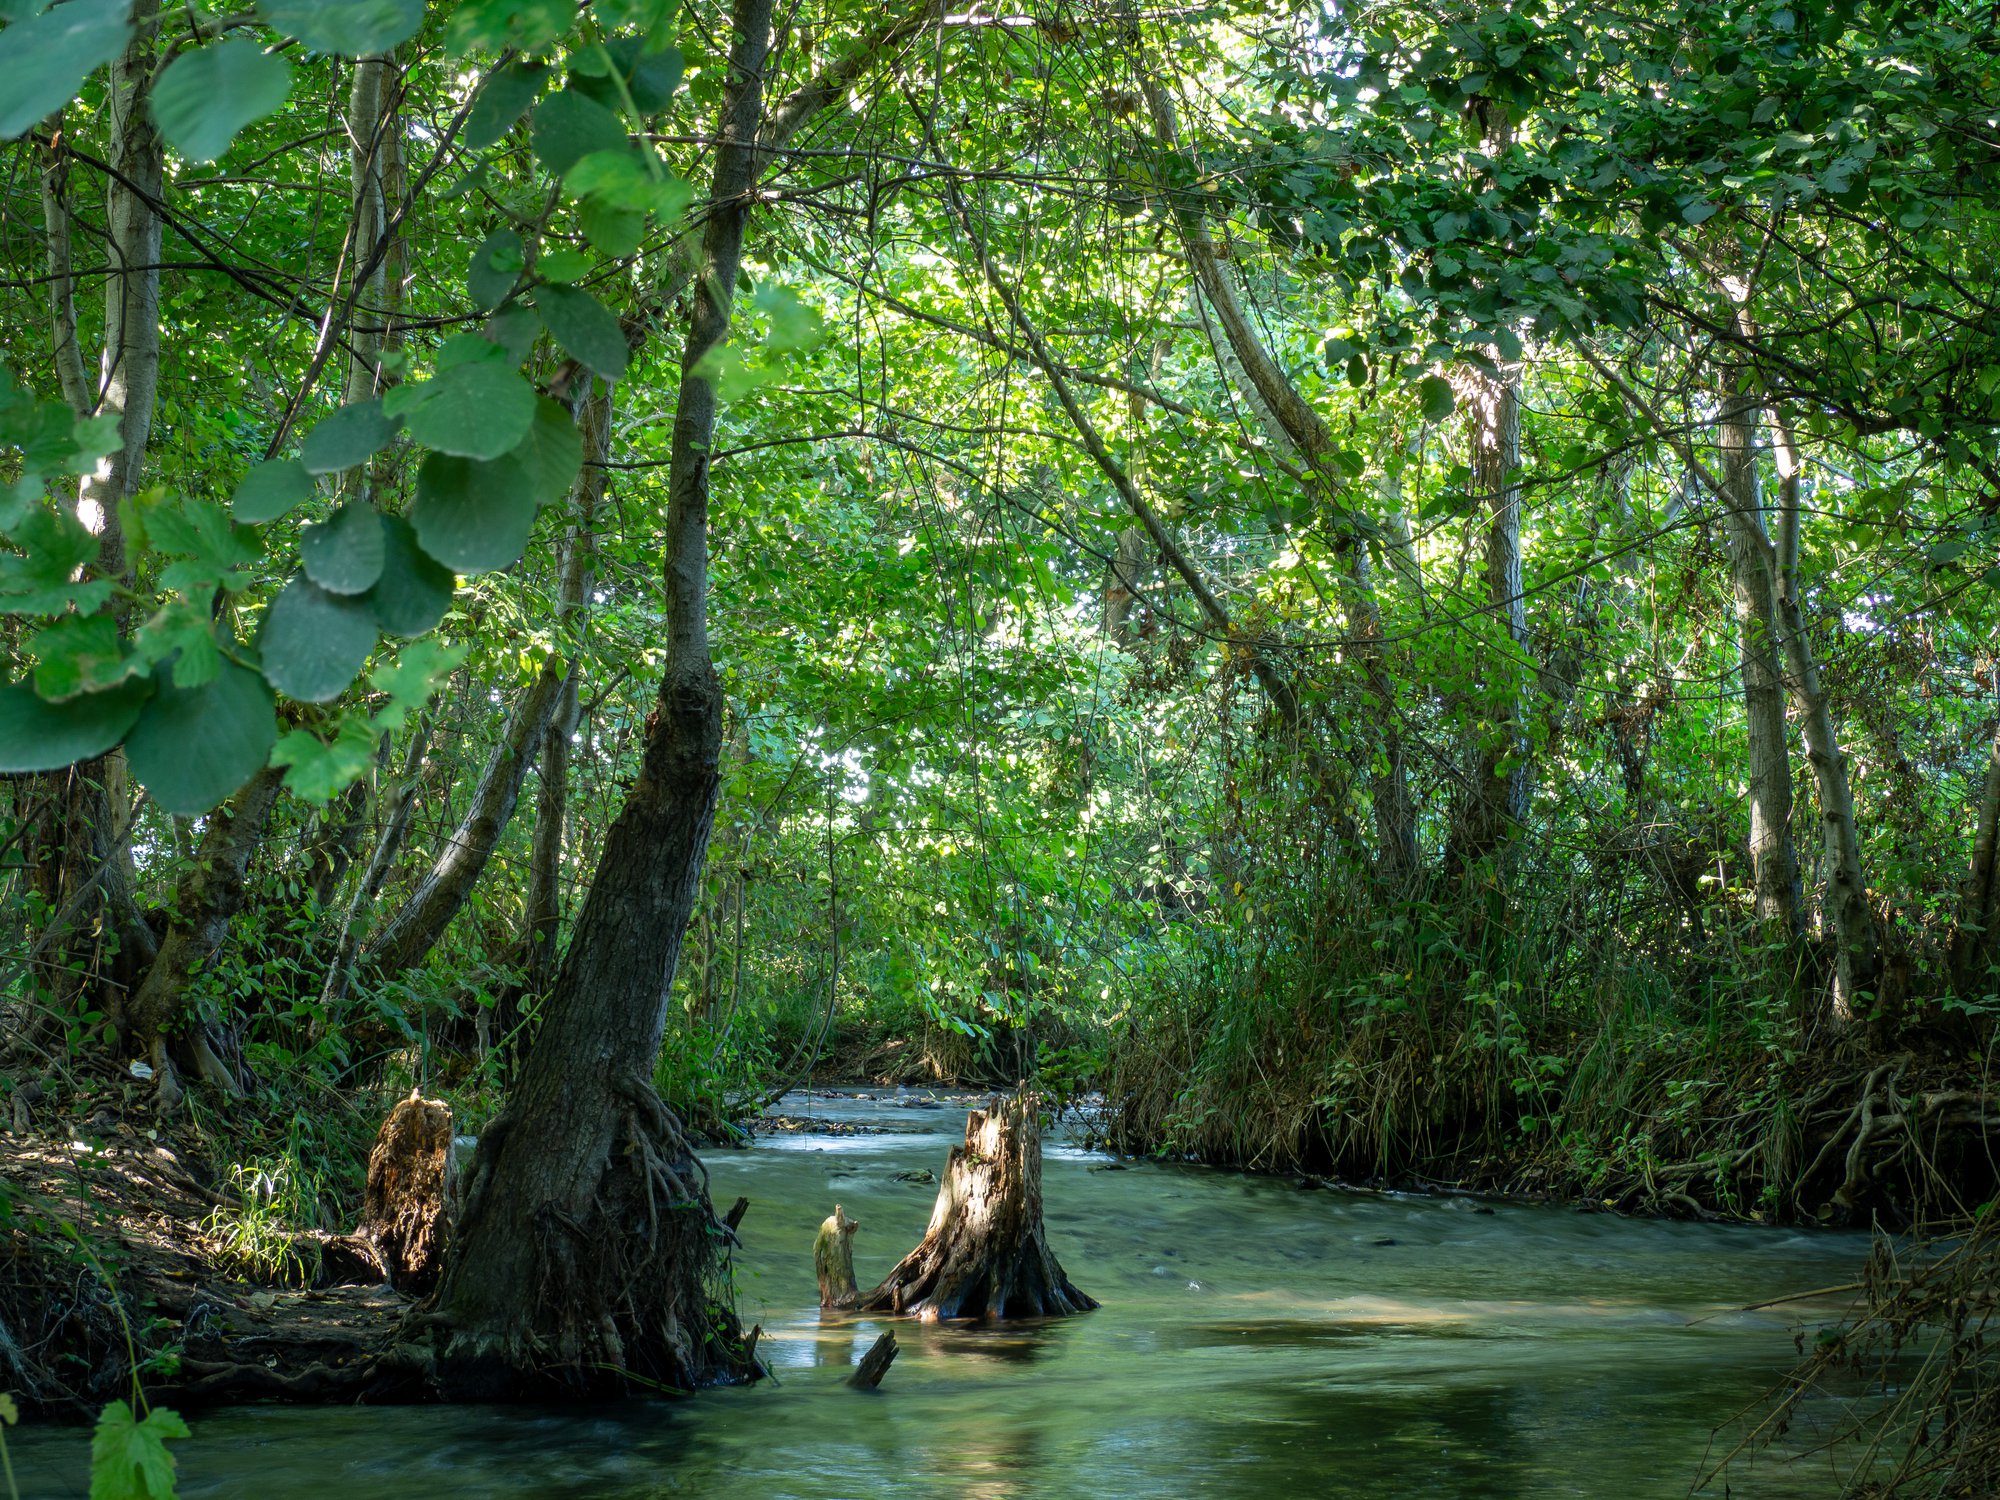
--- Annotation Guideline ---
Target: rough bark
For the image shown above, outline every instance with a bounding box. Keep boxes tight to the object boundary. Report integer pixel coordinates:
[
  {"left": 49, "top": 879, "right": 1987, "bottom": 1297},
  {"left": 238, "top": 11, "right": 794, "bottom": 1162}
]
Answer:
[
  {"left": 1952, "top": 692, "right": 2000, "bottom": 991},
  {"left": 359, "top": 1093, "right": 455, "bottom": 1294},
  {"left": 815, "top": 1203, "right": 861, "bottom": 1309},
  {"left": 122, "top": 768, "right": 284, "bottom": 1109},
  {"left": 857, "top": 1094, "right": 1095, "bottom": 1321},
  {"left": 848, "top": 1331, "right": 897, "bottom": 1389},
  {"left": 1136, "top": 75, "right": 1417, "bottom": 880},
  {"left": 1716, "top": 391, "right": 1803, "bottom": 938},
  {"left": 426, "top": 0, "right": 779, "bottom": 1396}
]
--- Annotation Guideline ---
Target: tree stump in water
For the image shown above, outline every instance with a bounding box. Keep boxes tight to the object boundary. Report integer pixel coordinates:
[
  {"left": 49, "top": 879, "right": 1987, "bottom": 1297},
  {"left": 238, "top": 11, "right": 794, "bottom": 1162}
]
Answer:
[
  {"left": 848, "top": 1330, "right": 897, "bottom": 1388},
  {"left": 815, "top": 1204, "right": 861, "bottom": 1309},
  {"left": 359, "top": 1091, "right": 455, "bottom": 1293},
  {"left": 857, "top": 1093, "right": 1096, "bottom": 1321}
]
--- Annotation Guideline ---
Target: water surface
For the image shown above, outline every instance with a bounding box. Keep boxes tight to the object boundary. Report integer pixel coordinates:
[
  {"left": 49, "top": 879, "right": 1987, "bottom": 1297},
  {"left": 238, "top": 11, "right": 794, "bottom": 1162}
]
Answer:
[{"left": 15, "top": 1091, "right": 1873, "bottom": 1498}]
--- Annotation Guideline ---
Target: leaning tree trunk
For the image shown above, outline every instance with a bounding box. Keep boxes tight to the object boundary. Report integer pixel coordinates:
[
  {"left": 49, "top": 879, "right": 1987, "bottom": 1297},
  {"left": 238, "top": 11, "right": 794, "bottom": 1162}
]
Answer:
[
  {"left": 425, "top": 0, "right": 778, "bottom": 1398},
  {"left": 857, "top": 1094, "right": 1096, "bottom": 1321}
]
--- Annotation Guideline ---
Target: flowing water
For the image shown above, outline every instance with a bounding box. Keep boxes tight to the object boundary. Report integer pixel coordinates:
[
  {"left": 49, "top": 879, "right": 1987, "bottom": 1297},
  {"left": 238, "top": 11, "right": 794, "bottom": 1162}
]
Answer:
[{"left": 15, "top": 1091, "right": 1877, "bottom": 1498}]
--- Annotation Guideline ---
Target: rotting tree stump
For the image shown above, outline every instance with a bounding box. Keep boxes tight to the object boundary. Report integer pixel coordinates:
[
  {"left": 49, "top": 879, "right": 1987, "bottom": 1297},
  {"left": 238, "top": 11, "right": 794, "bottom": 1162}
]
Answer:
[
  {"left": 816, "top": 1203, "right": 861, "bottom": 1309},
  {"left": 359, "top": 1090, "right": 456, "bottom": 1293},
  {"left": 857, "top": 1092, "right": 1096, "bottom": 1321}
]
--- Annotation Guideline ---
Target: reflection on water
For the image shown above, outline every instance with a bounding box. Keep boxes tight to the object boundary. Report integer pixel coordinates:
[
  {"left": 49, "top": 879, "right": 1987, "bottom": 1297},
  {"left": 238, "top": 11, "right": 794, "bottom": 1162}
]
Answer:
[{"left": 14, "top": 1090, "right": 1875, "bottom": 1499}]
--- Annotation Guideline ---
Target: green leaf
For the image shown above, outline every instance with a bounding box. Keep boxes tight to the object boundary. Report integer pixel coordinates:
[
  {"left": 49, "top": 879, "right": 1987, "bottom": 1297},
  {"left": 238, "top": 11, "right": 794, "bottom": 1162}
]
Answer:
[
  {"left": 29, "top": 614, "right": 134, "bottom": 701},
  {"left": 0, "top": 0, "right": 132, "bottom": 141},
  {"left": 485, "top": 304, "right": 542, "bottom": 363},
  {"left": 468, "top": 226, "right": 525, "bottom": 312},
  {"left": 571, "top": 36, "right": 683, "bottom": 111},
  {"left": 300, "top": 399, "right": 395, "bottom": 474},
  {"left": 534, "top": 284, "right": 627, "bottom": 378},
  {"left": 512, "top": 396, "right": 584, "bottom": 502},
  {"left": 410, "top": 451, "right": 537, "bottom": 574},
  {"left": 0, "top": 676, "right": 150, "bottom": 774},
  {"left": 1419, "top": 374, "right": 1455, "bottom": 422},
  {"left": 562, "top": 148, "right": 690, "bottom": 218},
  {"left": 132, "top": 598, "right": 222, "bottom": 687},
  {"left": 532, "top": 87, "right": 626, "bottom": 177},
  {"left": 271, "top": 719, "right": 377, "bottom": 802},
  {"left": 0, "top": 503, "right": 107, "bottom": 615},
  {"left": 447, "top": 0, "right": 575, "bottom": 55},
  {"left": 232, "top": 458, "right": 316, "bottom": 523},
  {"left": 365, "top": 515, "right": 457, "bottom": 636},
  {"left": 598, "top": 0, "right": 677, "bottom": 36},
  {"left": 125, "top": 660, "right": 276, "bottom": 816},
  {"left": 537, "top": 247, "right": 591, "bottom": 283},
  {"left": 150, "top": 39, "right": 292, "bottom": 163},
  {"left": 578, "top": 198, "right": 643, "bottom": 256},
  {"left": 261, "top": 0, "right": 424, "bottom": 56},
  {"left": 465, "top": 60, "right": 548, "bottom": 148},
  {"left": 399, "top": 361, "right": 537, "bottom": 459},
  {"left": 301, "top": 501, "right": 386, "bottom": 594},
  {"left": 259, "top": 574, "right": 376, "bottom": 702},
  {"left": 370, "top": 637, "right": 465, "bottom": 731}
]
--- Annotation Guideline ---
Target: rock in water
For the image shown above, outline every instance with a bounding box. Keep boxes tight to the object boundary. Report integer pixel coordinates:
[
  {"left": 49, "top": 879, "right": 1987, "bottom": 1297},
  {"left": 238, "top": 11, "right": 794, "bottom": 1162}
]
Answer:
[
  {"left": 360, "top": 1091, "right": 456, "bottom": 1293},
  {"left": 857, "top": 1091, "right": 1097, "bottom": 1321}
]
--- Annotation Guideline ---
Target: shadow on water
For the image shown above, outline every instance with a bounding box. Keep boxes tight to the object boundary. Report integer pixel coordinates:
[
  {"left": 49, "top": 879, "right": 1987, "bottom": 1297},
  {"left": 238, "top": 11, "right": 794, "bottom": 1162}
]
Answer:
[{"left": 12, "top": 1089, "right": 1880, "bottom": 1499}]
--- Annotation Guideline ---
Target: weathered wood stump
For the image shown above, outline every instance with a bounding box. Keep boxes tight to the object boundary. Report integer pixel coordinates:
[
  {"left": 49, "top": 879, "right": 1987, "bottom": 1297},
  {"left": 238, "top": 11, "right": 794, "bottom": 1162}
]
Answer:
[
  {"left": 857, "top": 1092, "right": 1096, "bottom": 1321},
  {"left": 359, "top": 1091, "right": 455, "bottom": 1293},
  {"left": 849, "top": 1329, "right": 897, "bottom": 1388},
  {"left": 815, "top": 1203, "right": 861, "bottom": 1309}
]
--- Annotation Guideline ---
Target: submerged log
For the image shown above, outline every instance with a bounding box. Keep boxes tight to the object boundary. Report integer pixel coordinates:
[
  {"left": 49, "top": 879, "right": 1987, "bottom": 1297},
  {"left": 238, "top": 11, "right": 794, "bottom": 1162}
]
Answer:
[
  {"left": 815, "top": 1203, "right": 861, "bottom": 1308},
  {"left": 857, "top": 1092, "right": 1096, "bottom": 1321},
  {"left": 359, "top": 1091, "right": 456, "bottom": 1293},
  {"left": 849, "top": 1329, "right": 897, "bottom": 1388}
]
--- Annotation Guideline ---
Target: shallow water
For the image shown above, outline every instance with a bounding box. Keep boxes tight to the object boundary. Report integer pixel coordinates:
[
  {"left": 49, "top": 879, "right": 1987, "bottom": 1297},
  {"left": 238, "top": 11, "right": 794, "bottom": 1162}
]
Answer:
[{"left": 15, "top": 1091, "right": 1874, "bottom": 1498}]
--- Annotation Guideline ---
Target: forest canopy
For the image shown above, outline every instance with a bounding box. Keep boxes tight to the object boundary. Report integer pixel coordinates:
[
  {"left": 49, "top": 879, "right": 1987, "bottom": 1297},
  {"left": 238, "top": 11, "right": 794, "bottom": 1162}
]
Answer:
[{"left": 2, "top": 0, "right": 2000, "bottom": 1481}]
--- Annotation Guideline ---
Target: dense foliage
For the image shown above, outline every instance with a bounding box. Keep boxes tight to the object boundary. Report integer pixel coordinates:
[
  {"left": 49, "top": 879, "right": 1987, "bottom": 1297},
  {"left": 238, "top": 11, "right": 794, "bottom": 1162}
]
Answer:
[{"left": 1, "top": 0, "right": 1999, "bottom": 1486}]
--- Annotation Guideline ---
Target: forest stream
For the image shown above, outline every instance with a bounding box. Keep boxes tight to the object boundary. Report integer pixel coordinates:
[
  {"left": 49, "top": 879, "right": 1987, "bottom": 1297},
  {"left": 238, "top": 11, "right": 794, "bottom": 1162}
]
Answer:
[{"left": 11, "top": 1091, "right": 1876, "bottom": 1499}]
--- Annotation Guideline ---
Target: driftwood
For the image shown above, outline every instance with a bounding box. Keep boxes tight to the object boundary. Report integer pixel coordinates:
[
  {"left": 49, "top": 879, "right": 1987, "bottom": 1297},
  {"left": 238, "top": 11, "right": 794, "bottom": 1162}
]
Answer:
[
  {"left": 857, "top": 1092, "right": 1096, "bottom": 1321},
  {"left": 359, "top": 1091, "right": 456, "bottom": 1293},
  {"left": 848, "top": 1329, "right": 897, "bottom": 1388},
  {"left": 815, "top": 1203, "right": 861, "bottom": 1308}
]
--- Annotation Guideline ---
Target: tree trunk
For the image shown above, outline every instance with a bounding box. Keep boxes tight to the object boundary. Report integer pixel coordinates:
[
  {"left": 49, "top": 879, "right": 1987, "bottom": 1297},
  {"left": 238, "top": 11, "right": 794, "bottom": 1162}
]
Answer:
[
  {"left": 427, "top": 0, "right": 777, "bottom": 1396},
  {"left": 358, "top": 661, "right": 572, "bottom": 983},
  {"left": 122, "top": 768, "right": 284, "bottom": 1110},
  {"left": 1765, "top": 408, "right": 1879, "bottom": 1020},
  {"left": 815, "top": 1203, "right": 861, "bottom": 1309},
  {"left": 1715, "top": 392, "right": 1803, "bottom": 939},
  {"left": 1952, "top": 689, "right": 2000, "bottom": 991},
  {"left": 1457, "top": 354, "right": 1529, "bottom": 861},
  {"left": 857, "top": 1093, "right": 1095, "bottom": 1321},
  {"left": 1137, "top": 75, "right": 1417, "bottom": 880},
  {"left": 359, "top": 1092, "right": 456, "bottom": 1294}
]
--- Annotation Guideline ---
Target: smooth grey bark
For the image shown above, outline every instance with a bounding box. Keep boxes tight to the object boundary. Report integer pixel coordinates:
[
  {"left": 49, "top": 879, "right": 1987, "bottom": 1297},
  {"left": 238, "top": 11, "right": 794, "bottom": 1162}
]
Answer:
[
  {"left": 1715, "top": 390, "right": 1804, "bottom": 938},
  {"left": 359, "top": 662, "right": 572, "bottom": 982},
  {"left": 1765, "top": 409, "right": 1878, "bottom": 1018},
  {"left": 1137, "top": 74, "right": 1417, "bottom": 879},
  {"left": 1460, "top": 354, "right": 1529, "bottom": 859},
  {"left": 342, "top": 54, "right": 397, "bottom": 410}
]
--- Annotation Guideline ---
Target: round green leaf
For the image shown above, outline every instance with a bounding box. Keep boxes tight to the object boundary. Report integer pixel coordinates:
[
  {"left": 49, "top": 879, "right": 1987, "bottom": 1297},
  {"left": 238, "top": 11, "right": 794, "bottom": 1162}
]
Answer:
[
  {"left": 0, "top": 677, "right": 151, "bottom": 773},
  {"left": 301, "top": 502, "right": 386, "bottom": 595},
  {"left": 534, "top": 284, "right": 627, "bottom": 379},
  {"left": 150, "top": 39, "right": 293, "bottom": 164},
  {"left": 366, "top": 516, "right": 457, "bottom": 637},
  {"left": 410, "top": 451, "right": 537, "bottom": 575},
  {"left": 233, "top": 458, "right": 317, "bottom": 523},
  {"left": 469, "top": 227, "right": 525, "bottom": 312},
  {"left": 1418, "top": 375, "right": 1456, "bottom": 423},
  {"left": 261, "top": 0, "right": 425, "bottom": 57},
  {"left": 259, "top": 574, "right": 377, "bottom": 702},
  {"left": 401, "top": 361, "right": 537, "bottom": 460},
  {"left": 0, "top": 0, "right": 131, "bottom": 142},
  {"left": 531, "top": 88, "right": 626, "bottom": 178},
  {"left": 513, "top": 398, "right": 584, "bottom": 503},
  {"left": 300, "top": 399, "right": 395, "bottom": 474},
  {"left": 124, "top": 659, "right": 276, "bottom": 816}
]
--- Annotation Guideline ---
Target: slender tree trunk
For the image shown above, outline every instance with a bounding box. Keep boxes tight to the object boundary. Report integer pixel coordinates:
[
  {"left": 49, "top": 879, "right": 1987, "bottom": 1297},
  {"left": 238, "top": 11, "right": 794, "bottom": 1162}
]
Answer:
[
  {"left": 1953, "top": 683, "right": 2000, "bottom": 991},
  {"left": 1765, "top": 409, "right": 1879, "bottom": 1019},
  {"left": 1137, "top": 74, "right": 1416, "bottom": 880},
  {"left": 320, "top": 719, "right": 431, "bottom": 1010},
  {"left": 1714, "top": 392, "right": 1803, "bottom": 939},
  {"left": 1458, "top": 355, "right": 1529, "bottom": 860},
  {"left": 358, "top": 662, "right": 573, "bottom": 983},
  {"left": 122, "top": 769, "right": 285, "bottom": 1110},
  {"left": 429, "top": 0, "right": 778, "bottom": 1394}
]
